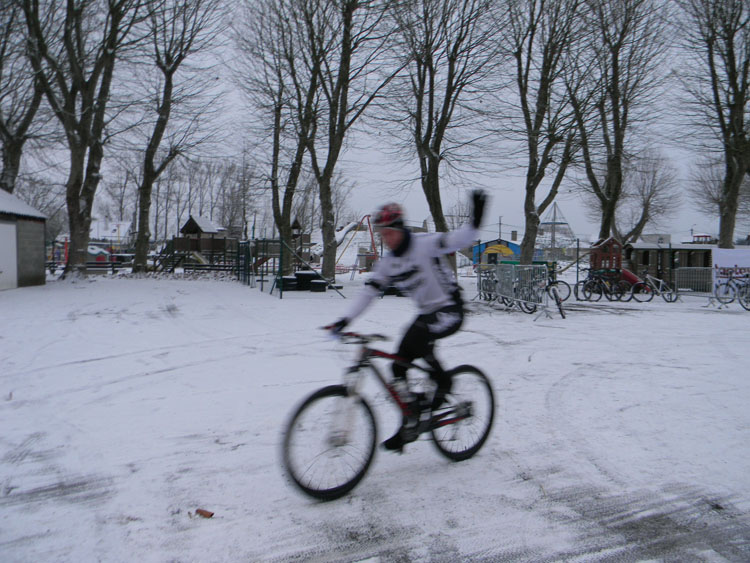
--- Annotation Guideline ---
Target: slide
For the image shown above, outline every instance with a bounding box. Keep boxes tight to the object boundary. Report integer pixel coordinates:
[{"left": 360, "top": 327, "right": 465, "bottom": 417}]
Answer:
[{"left": 621, "top": 268, "right": 642, "bottom": 285}]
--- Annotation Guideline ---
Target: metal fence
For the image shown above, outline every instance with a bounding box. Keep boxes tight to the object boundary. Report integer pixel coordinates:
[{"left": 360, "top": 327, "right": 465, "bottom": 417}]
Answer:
[
  {"left": 476, "top": 263, "right": 551, "bottom": 314},
  {"left": 673, "top": 267, "right": 713, "bottom": 298}
]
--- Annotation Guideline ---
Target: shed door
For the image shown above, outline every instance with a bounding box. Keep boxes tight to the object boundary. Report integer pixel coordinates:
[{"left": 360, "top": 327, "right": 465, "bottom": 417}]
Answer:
[{"left": 0, "top": 220, "right": 18, "bottom": 290}]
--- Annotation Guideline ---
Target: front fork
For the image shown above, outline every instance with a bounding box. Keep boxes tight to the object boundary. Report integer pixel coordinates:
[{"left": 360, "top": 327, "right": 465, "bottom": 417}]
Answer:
[{"left": 328, "top": 365, "right": 366, "bottom": 447}]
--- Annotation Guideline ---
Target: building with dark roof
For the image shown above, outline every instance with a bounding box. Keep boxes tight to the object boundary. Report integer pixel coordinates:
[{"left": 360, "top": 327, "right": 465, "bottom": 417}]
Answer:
[{"left": 0, "top": 190, "right": 47, "bottom": 290}]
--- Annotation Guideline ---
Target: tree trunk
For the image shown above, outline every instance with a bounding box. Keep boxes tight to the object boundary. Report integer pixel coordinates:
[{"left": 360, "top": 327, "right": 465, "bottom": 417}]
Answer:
[
  {"left": 718, "top": 159, "right": 745, "bottom": 248},
  {"left": 319, "top": 174, "right": 337, "bottom": 280},
  {"left": 422, "top": 157, "right": 447, "bottom": 233},
  {"left": 599, "top": 198, "right": 617, "bottom": 241},
  {"left": 133, "top": 178, "right": 154, "bottom": 273},
  {"left": 0, "top": 142, "right": 22, "bottom": 194},
  {"left": 63, "top": 146, "right": 89, "bottom": 276},
  {"left": 520, "top": 186, "right": 539, "bottom": 265}
]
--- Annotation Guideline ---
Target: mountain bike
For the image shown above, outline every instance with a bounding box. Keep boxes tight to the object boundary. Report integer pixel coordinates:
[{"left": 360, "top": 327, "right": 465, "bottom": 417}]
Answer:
[
  {"left": 631, "top": 271, "right": 678, "bottom": 303},
  {"left": 282, "top": 331, "right": 495, "bottom": 501},
  {"left": 579, "top": 270, "right": 632, "bottom": 302}
]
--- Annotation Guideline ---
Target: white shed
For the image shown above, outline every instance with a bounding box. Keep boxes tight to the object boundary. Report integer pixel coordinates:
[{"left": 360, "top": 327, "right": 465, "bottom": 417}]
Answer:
[{"left": 0, "top": 190, "right": 47, "bottom": 290}]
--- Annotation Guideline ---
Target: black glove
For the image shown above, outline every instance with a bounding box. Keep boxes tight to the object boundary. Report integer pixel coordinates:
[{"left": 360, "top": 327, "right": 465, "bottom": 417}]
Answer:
[
  {"left": 471, "top": 190, "right": 487, "bottom": 228},
  {"left": 326, "top": 318, "right": 348, "bottom": 335}
]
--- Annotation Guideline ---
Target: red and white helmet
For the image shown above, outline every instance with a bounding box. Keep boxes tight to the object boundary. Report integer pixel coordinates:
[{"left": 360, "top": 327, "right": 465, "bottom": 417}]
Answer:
[{"left": 373, "top": 203, "right": 404, "bottom": 229}]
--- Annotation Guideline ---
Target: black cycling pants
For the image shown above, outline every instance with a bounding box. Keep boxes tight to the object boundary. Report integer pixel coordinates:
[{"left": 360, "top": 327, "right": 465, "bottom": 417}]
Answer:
[{"left": 392, "top": 304, "right": 464, "bottom": 380}]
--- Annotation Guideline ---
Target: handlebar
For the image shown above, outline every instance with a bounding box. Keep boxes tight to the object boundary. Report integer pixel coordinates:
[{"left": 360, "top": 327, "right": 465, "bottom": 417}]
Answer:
[{"left": 320, "top": 328, "right": 390, "bottom": 344}]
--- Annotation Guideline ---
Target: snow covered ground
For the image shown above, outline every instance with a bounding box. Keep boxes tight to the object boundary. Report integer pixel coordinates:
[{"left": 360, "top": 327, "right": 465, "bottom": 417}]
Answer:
[{"left": 2, "top": 272, "right": 750, "bottom": 562}]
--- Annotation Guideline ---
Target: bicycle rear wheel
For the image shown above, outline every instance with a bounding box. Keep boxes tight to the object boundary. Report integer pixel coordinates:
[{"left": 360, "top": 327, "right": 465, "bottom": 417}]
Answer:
[
  {"left": 282, "top": 385, "right": 376, "bottom": 501},
  {"left": 431, "top": 366, "right": 494, "bottom": 462},
  {"left": 661, "top": 284, "right": 678, "bottom": 302}
]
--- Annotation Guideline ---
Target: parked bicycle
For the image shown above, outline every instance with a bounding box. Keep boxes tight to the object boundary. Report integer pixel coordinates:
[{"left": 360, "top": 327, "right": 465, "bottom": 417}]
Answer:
[
  {"left": 631, "top": 270, "right": 678, "bottom": 303},
  {"left": 544, "top": 269, "right": 571, "bottom": 318},
  {"left": 713, "top": 270, "right": 750, "bottom": 310},
  {"left": 282, "top": 331, "right": 495, "bottom": 501},
  {"left": 547, "top": 269, "right": 572, "bottom": 303},
  {"left": 577, "top": 269, "right": 632, "bottom": 302}
]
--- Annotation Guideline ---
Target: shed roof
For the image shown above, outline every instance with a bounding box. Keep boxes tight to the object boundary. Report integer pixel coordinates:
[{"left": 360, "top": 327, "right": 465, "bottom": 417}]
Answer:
[
  {"left": 180, "top": 215, "right": 220, "bottom": 234},
  {"left": 626, "top": 241, "right": 716, "bottom": 251},
  {"left": 0, "top": 189, "right": 46, "bottom": 220}
]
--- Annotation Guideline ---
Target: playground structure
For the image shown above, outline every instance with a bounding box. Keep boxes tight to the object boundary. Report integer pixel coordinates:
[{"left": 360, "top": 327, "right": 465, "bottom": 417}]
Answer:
[{"left": 333, "top": 214, "right": 379, "bottom": 274}]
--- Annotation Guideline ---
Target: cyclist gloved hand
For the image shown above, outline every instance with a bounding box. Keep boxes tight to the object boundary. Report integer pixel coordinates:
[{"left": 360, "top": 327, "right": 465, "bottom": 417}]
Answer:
[
  {"left": 326, "top": 318, "right": 348, "bottom": 335},
  {"left": 471, "top": 190, "right": 487, "bottom": 228}
]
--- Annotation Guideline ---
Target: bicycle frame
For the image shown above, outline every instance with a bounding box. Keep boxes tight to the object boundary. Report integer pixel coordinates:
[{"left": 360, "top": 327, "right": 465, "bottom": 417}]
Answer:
[
  {"left": 338, "top": 334, "right": 469, "bottom": 430},
  {"left": 644, "top": 273, "right": 669, "bottom": 295}
]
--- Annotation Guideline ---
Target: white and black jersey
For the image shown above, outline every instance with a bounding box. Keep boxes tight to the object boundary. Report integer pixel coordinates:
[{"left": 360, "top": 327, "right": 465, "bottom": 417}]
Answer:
[{"left": 344, "top": 223, "right": 478, "bottom": 321}]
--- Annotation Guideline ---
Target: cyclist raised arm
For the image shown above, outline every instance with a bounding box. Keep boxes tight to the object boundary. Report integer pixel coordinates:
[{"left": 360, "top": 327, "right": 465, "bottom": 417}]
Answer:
[{"left": 326, "top": 190, "right": 487, "bottom": 452}]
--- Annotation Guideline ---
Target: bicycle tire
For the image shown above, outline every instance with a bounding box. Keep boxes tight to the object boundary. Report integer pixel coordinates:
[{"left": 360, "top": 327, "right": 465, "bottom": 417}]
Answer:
[
  {"left": 617, "top": 280, "right": 633, "bottom": 302},
  {"left": 583, "top": 280, "right": 602, "bottom": 302},
  {"left": 661, "top": 283, "right": 678, "bottom": 303},
  {"left": 518, "top": 288, "right": 538, "bottom": 314},
  {"left": 431, "top": 365, "right": 495, "bottom": 462},
  {"left": 737, "top": 285, "right": 750, "bottom": 311},
  {"left": 604, "top": 282, "right": 620, "bottom": 301},
  {"left": 714, "top": 282, "right": 736, "bottom": 305},
  {"left": 282, "top": 385, "right": 377, "bottom": 501},
  {"left": 574, "top": 280, "right": 588, "bottom": 301},
  {"left": 631, "top": 282, "right": 654, "bottom": 302},
  {"left": 552, "top": 280, "right": 571, "bottom": 302},
  {"left": 548, "top": 285, "right": 566, "bottom": 318}
]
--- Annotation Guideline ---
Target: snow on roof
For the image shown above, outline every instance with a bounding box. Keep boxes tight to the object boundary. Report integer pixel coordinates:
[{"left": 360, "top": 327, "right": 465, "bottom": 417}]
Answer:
[
  {"left": 182, "top": 215, "right": 221, "bottom": 234},
  {"left": 0, "top": 189, "right": 46, "bottom": 220},
  {"left": 195, "top": 216, "right": 221, "bottom": 233},
  {"left": 627, "top": 240, "right": 716, "bottom": 250}
]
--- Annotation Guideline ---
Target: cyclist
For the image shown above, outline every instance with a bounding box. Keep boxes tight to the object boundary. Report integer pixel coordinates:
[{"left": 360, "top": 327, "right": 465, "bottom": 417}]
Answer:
[{"left": 327, "top": 190, "right": 487, "bottom": 452}]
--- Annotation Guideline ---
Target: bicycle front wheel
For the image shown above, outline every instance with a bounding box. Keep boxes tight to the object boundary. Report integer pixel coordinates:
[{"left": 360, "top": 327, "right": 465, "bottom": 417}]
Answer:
[
  {"left": 517, "top": 288, "right": 538, "bottom": 313},
  {"left": 547, "top": 285, "right": 566, "bottom": 318},
  {"left": 282, "top": 385, "right": 377, "bottom": 501},
  {"left": 714, "top": 282, "right": 736, "bottom": 304},
  {"left": 631, "top": 282, "right": 654, "bottom": 302},
  {"left": 617, "top": 280, "right": 633, "bottom": 302},
  {"left": 583, "top": 280, "right": 602, "bottom": 302},
  {"left": 737, "top": 285, "right": 750, "bottom": 311},
  {"left": 574, "top": 280, "right": 588, "bottom": 301},
  {"left": 431, "top": 366, "right": 495, "bottom": 462},
  {"left": 552, "top": 280, "right": 572, "bottom": 302}
]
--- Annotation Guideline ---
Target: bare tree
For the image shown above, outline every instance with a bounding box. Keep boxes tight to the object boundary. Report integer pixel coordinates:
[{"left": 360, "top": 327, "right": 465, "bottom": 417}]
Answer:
[
  {"left": 234, "top": 0, "right": 320, "bottom": 273},
  {"left": 688, "top": 156, "right": 750, "bottom": 226},
  {"left": 0, "top": 1, "right": 45, "bottom": 194},
  {"left": 385, "top": 0, "right": 500, "bottom": 233},
  {"left": 98, "top": 164, "right": 137, "bottom": 222},
  {"left": 499, "top": 0, "right": 581, "bottom": 263},
  {"left": 22, "top": 0, "right": 145, "bottom": 275},
  {"left": 566, "top": 0, "right": 670, "bottom": 242},
  {"left": 613, "top": 153, "right": 680, "bottom": 243},
  {"left": 131, "top": 0, "right": 224, "bottom": 272},
  {"left": 677, "top": 0, "right": 750, "bottom": 247},
  {"left": 14, "top": 173, "right": 67, "bottom": 240},
  {"left": 299, "top": 0, "right": 402, "bottom": 280}
]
